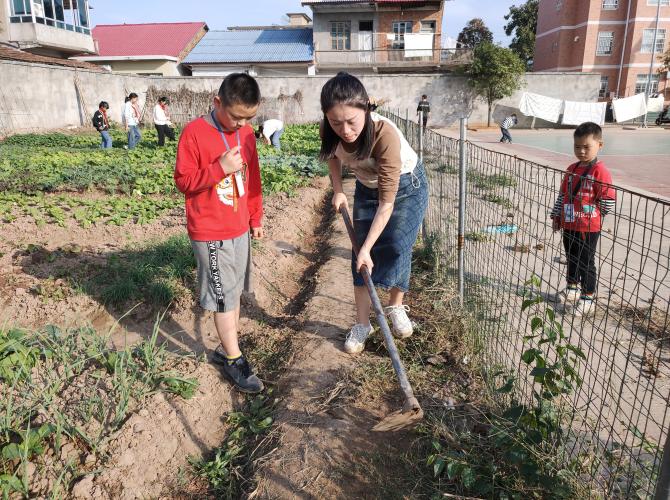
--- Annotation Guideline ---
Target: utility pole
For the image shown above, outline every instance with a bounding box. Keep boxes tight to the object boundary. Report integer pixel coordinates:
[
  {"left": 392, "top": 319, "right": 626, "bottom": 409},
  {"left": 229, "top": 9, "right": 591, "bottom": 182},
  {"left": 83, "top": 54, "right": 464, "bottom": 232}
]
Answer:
[{"left": 643, "top": 0, "right": 662, "bottom": 127}]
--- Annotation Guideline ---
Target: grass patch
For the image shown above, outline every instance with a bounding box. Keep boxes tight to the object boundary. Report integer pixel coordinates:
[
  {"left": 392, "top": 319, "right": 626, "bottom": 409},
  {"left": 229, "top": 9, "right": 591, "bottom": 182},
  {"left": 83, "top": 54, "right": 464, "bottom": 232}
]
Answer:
[
  {"left": 0, "top": 318, "right": 198, "bottom": 498},
  {"left": 482, "top": 193, "right": 514, "bottom": 209},
  {"left": 465, "top": 231, "right": 490, "bottom": 242},
  {"left": 471, "top": 172, "right": 517, "bottom": 190},
  {"left": 85, "top": 234, "right": 196, "bottom": 309}
]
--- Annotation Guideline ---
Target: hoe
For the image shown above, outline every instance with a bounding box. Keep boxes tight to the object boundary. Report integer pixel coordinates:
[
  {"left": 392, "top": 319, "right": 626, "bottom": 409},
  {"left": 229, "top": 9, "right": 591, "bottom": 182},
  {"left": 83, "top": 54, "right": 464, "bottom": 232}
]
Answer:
[{"left": 339, "top": 206, "right": 424, "bottom": 431}]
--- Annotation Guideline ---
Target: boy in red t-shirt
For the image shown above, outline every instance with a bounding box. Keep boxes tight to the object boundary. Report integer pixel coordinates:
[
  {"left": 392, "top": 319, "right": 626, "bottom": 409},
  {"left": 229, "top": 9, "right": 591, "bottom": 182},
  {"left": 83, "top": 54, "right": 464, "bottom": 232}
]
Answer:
[
  {"left": 175, "top": 74, "right": 264, "bottom": 393},
  {"left": 550, "top": 122, "right": 616, "bottom": 317}
]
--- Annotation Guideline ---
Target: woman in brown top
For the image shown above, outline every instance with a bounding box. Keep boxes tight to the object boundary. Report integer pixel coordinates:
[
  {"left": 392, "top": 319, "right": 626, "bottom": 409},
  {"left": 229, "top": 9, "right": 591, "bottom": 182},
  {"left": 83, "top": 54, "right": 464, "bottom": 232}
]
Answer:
[{"left": 320, "top": 72, "right": 428, "bottom": 354}]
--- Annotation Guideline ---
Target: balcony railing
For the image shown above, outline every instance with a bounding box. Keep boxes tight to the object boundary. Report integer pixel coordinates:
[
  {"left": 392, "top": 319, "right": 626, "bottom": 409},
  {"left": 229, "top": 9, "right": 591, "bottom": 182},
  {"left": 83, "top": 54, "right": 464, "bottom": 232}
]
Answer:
[{"left": 314, "top": 48, "right": 472, "bottom": 69}]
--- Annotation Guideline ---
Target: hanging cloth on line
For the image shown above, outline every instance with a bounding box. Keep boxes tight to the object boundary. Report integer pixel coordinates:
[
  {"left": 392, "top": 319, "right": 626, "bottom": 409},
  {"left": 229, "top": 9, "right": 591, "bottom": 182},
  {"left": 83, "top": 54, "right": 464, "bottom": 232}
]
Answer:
[
  {"left": 612, "top": 93, "right": 647, "bottom": 123},
  {"left": 562, "top": 100, "right": 607, "bottom": 126},
  {"left": 518, "top": 92, "right": 563, "bottom": 123}
]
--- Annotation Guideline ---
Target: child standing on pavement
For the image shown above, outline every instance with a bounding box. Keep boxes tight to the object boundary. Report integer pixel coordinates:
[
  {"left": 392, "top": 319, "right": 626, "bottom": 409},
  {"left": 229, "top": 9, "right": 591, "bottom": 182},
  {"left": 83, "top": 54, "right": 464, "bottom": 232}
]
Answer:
[
  {"left": 499, "top": 113, "right": 518, "bottom": 143},
  {"left": 550, "top": 122, "right": 616, "bottom": 317},
  {"left": 320, "top": 72, "right": 428, "bottom": 354},
  {"left": 174, "top": 73, "right": 265, "bottom": 393}
]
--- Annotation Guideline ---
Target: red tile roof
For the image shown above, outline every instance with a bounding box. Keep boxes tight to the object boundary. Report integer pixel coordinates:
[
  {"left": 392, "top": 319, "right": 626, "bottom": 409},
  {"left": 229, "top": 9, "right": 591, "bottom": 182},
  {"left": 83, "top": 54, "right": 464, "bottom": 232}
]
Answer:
[
  {"left": 0, "top": 45, "right": 105, "bottom": 71},
  {"left": 92, "top": 22, "right": 207, "bottom": 59}
]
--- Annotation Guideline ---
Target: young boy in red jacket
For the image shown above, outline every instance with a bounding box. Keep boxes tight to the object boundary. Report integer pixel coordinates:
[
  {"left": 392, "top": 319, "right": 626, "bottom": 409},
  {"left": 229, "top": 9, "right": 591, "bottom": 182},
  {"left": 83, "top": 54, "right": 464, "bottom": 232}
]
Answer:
[
  {"left": 175, "top": 73, "right": 264, "bottom": 393},
  {"left": 551, "top": 122, "right": 616, "bottom": 317}
]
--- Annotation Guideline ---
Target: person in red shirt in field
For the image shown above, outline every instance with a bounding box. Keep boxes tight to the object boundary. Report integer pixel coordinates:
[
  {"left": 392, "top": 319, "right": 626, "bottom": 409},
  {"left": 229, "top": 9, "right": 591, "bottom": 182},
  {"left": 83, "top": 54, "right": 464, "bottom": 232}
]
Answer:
[
  {"left": 550, "top": 122, "right": 616, "bottom": 317},
  {"left": 174, "top": 73, "right": 264, "bottom": 393}
]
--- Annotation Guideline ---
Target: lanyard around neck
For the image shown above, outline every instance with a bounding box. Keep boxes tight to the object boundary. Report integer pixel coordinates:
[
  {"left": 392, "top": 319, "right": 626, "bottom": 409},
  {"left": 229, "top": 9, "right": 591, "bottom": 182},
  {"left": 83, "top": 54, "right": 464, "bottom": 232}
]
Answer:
[{"left": 211, "top": 110, "right": 240, "bottom": 152}]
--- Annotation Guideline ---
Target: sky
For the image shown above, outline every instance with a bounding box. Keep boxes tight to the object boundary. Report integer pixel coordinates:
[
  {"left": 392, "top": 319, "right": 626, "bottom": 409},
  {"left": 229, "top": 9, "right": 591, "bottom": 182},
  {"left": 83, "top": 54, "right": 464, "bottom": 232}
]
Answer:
[{"left": 89, "top": 0, "right": 518, "bottom": 45}]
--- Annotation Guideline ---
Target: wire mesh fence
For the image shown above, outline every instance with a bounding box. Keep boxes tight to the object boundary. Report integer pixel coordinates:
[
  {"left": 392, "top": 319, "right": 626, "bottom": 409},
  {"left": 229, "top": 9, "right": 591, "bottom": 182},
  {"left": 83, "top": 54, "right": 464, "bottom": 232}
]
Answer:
[{"left": 380, "top": 108, "right": 670, "bottom": 498}]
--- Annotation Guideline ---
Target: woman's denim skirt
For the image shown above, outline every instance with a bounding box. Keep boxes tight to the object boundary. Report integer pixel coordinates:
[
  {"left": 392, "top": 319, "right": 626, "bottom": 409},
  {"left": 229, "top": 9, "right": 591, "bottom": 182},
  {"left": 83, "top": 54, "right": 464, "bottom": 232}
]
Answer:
[{"left": 351, "top": 161, "right": 429, "bottom": 292}]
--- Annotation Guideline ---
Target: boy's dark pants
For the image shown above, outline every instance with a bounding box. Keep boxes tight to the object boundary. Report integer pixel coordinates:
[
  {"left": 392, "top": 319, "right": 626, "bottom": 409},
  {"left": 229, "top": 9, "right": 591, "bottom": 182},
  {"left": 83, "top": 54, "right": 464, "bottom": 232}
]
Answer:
[
  {"left": 563, "top": 230, "right": 600, "bottom": 295},
  {"left": 155, "top": 124, "right": 175, "bottom": 146},
  {"left": 500, "top": 127, "right": 512, "bottom": 143}
]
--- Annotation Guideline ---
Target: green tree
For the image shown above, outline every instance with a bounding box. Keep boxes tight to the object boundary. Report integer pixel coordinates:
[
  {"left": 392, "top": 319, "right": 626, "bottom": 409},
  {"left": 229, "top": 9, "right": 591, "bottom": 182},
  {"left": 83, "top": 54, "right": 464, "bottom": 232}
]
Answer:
[
  {"left": 465, "top": 42, "right": 526, "bottom": 127},
  {"left": 660, "top": 47, "right": 670, "bottom": 71},
  {"left": 503, "top": 0, "right": 539, "bottom": 70},
  {"left": 457, "top": 18, "right": 493, "bottom": 49}
]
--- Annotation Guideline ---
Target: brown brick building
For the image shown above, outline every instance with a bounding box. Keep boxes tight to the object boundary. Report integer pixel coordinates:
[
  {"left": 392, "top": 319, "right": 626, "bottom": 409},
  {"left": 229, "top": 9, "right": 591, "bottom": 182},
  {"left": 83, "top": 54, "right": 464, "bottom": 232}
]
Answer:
[
  {"left": 534, "top": 0, "right": 669, "bottom": 101},
  {"left": 303, "top": 0, "right": 466, "bottom": 73}
]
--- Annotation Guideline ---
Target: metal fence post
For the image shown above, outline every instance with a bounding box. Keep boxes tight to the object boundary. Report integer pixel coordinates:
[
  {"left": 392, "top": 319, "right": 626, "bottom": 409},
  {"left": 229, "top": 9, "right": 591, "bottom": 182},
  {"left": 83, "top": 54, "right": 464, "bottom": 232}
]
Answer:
[
  {"left": 418, "top": 109, "right": 424, "bottom": 162},
  {"left": 458, "top": 117, "right": 467, "bottom": 306},
  {"left": 405, "top": 108, "right": 409, "bottom": 138},
  {"left": 655, "top": 430, "right": 670, "bottom": 500}
]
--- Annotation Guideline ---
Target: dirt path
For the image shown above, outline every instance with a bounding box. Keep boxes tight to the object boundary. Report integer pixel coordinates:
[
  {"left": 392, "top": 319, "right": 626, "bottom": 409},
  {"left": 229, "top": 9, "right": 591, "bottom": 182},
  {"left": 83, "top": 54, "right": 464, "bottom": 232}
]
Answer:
[{"left": 255, "top": 180, "right": 413, "bottom": 499}]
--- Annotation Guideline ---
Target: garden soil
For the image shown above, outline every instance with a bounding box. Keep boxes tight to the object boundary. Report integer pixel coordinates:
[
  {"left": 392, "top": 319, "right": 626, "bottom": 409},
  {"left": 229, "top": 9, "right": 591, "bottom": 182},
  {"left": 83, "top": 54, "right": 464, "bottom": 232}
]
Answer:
[{"left": 2, "top": 177, "right": 413, "bottom": 498}]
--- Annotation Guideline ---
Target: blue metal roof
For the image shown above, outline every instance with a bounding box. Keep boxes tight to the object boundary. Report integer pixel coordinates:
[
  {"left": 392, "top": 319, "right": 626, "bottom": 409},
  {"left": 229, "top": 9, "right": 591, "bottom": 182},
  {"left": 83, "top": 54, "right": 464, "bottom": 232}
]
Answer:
[{"left": 183, "top": 29, "right": 313, "bottom": 64}]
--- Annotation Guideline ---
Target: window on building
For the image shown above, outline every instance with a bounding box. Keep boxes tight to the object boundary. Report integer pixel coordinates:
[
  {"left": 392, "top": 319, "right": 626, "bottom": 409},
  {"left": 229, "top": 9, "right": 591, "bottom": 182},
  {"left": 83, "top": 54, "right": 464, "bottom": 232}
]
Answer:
[
  {"left": 10, "top": 0, "right": 91, "bottom": 33},
  {"left": 599, "top": 76, "right": 609, "bottom": 98},
  {"left": 641, "top": 29, "right": 666, "bottom": 53},
  {"left": 11, "top": 0, "right": 31, "bottom": 15},
  {"left": 635, "top": 74, "right": 660, "bottom": 94},
  {"left": 392, "top": 21, "right": 412, "bottom": 49},
  {"left": 648, "top": 0, "right": 670, "bottom": 6},
  {"left": 420, "top": 21, "right": 436, "bottom": 33},
  {"left": 330, "top": 21, "right": 351, "bottom": 50},
  {"left": 597, "top": 32, "right": 614, "bottom": 55},
  {"left": 359, "top": 20, "right": 373, "bottom": 32},
  {"left": 602, "top": 0, "right": 618, "bottom": 8}
]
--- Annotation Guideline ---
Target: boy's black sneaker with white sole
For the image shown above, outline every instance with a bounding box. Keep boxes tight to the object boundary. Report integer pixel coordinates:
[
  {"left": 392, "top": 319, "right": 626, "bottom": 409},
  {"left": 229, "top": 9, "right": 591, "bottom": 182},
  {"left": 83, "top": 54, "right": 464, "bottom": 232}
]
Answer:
[{"left": 212, "top": 347, "right": 264, "bottom": 394}]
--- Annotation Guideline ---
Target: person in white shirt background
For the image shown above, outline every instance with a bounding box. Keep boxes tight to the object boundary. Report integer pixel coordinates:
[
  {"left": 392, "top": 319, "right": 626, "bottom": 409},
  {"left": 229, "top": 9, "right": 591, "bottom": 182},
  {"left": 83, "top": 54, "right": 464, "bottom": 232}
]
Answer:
[
  {"left": 123, "top": 92, "right": 142, "bottom": 149},
  {"left": 255, "top": 118, "right": 284, "bottom": 150},
  {"left": 153, "top": 96, "right": 176, "bottom": 147}
]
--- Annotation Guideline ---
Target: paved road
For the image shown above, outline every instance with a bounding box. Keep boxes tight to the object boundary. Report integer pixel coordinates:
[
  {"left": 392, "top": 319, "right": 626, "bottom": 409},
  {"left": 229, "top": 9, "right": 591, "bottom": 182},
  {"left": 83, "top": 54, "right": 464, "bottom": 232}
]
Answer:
[{"left": 434, "top": 127, "right": 670, "bottom": 200}]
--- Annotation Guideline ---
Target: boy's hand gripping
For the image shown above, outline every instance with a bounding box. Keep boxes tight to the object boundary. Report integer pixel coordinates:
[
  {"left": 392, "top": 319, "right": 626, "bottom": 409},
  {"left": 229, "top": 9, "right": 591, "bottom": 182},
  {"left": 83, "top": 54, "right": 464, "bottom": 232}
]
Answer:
[{"left": 219, "top": 146, "right": 244, "bottom": 176}]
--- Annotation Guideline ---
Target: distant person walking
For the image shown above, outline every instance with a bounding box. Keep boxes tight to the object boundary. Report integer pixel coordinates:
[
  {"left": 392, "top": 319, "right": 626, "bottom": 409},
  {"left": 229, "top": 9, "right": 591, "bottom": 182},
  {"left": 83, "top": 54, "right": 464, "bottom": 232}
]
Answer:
[
  {"left": 416, "top": 94, "right": 430, "bottom": 129},
  {"left": 153, "top": 96, "right": 176, "bottom": 147},
  {"left": 499, "top": 113, "right": 518, "bottom": 144},
  {"left": 124, "top": 92, "right": 142, "bottom": 149},
  {"left": 92, "top": 101, "right": 112, "bottom": 149},
  {"left": 255, "top": 119, "right": 284, "bottom": 150}
]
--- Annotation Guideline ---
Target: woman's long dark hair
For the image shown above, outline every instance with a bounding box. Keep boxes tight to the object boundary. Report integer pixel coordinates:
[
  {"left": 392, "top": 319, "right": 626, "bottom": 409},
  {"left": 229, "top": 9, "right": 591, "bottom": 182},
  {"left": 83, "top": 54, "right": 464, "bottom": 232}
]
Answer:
[{"left": 319, "top": 72, "right": 374, "bottom": 161}]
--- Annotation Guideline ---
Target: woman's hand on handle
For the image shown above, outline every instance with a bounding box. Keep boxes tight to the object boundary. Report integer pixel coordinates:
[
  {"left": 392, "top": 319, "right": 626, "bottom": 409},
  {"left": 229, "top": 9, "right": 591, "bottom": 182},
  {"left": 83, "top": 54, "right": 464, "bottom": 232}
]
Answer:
[
  {"left": 332, "top": 192, "right": 349, "bottom": 212},
  {"left": 356, "top": 246, "right": 373, "bottom": 274}
]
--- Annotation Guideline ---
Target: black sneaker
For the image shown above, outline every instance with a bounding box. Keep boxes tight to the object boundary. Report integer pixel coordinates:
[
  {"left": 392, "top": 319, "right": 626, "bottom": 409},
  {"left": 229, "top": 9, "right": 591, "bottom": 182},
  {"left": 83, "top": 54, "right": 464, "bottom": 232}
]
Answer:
[{"left": 213, "top": 348, "right": 264, "bottom": 394}]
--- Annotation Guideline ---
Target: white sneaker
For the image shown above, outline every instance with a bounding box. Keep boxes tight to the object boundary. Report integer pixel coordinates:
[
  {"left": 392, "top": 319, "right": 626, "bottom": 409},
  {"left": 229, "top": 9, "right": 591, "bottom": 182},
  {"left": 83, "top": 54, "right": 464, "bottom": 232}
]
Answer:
[
  {"left": 385, "top": 305, "right": 413, "bottom": 339},
  {"left": 562, "top": 286, "right": 581, "bottom": 302},
  {"left": 573, "top": 298, "right": 595, "bottom": 317},
  {"left": 344, "top": 323, "right": 373, "bottom": 354}
]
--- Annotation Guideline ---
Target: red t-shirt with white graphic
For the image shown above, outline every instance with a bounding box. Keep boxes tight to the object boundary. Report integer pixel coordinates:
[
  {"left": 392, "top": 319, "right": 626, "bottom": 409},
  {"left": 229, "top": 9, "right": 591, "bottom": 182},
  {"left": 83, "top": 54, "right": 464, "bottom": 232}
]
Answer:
[
  {"left": 556, "top": 160, "right": 615, "bottom": 233},
  {"left": 174, "top": 117, "right": 263, "bottom": 241}
]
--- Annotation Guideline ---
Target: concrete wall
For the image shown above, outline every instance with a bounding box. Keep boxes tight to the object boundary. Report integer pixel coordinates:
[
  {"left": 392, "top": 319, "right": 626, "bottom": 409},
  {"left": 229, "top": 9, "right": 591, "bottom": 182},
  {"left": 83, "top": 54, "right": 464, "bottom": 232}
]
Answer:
[
  {"left": 0, "top": 0, "right": 9, "bottom": 43},
  {"left": 0, "top": 59, "right": 600, "bottom": 135}
]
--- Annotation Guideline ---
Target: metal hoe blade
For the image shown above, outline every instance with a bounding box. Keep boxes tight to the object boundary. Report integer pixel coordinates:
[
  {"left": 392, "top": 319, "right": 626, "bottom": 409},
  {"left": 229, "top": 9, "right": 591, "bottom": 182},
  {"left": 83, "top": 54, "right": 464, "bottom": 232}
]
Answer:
[{"left": 339, "top": 206, "right": 424, "bottom": 432}]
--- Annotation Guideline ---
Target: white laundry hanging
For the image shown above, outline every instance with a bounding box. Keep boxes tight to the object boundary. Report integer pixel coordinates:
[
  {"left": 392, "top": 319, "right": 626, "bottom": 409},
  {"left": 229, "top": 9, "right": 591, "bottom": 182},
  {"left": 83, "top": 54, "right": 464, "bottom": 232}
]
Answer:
[
  {"left": 647, "top": 95, "right": 665, "bottom": 113},
  {"left": 404, "top": 33, "right": 433, "bottom": 58},
  {"left": 612, "top": 93, "right": 648, "bottom": 122},
  {"left": 562, "top": 100, "right": 607, "bottom": 126},
  {"left": 518, "top": 92, "right": 563, "bottom": 123}
]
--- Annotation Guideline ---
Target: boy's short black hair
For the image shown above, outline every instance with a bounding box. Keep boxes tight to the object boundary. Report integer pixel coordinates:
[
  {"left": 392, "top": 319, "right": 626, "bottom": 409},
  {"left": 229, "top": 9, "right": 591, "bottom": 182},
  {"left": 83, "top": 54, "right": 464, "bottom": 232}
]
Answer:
[
  {"left": 574, "top": 122, "right": 603, "bottom": 141},
  {"left": 422, "top": 94, "right": 427, "bottom": 99},
  {"left": 158, "top": 96, "right": 170, "bottom": 105},
  {"left": 99, "top": 101, "right": 109, "bottom": 109},
  {"left": 218, "top": 73, "right": 261, "bottom": 107},
  {"left": 128, "top": 92, "right": 138, "bottom": 99}
]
